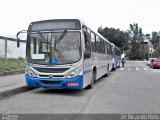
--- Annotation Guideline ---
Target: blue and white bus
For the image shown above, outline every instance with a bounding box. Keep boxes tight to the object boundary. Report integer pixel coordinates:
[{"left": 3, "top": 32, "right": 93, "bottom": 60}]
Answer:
[
  {"left": 17, "top": 19, "right": 121, "bottom": 89},
  {"left": 111, "top": 44, "right": 121, "bottom": 70}
]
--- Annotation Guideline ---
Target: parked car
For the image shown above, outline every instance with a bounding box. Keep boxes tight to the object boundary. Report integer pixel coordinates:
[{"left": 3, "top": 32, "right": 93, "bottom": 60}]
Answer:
[
  {"left": 150, "top": 59, "right": 160, "bottom": 68},
  {"left": 147, "top": 58, "right": 157, "bottom": 66}
]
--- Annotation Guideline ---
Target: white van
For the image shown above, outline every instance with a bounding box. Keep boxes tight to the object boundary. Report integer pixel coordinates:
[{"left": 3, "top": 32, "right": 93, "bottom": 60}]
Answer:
[{"left": 147, "top": 58, "right": 157, "bottom": 66}]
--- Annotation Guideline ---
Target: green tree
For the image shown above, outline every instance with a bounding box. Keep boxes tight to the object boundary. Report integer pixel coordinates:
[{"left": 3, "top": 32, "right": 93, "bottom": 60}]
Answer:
[
  {"left": 152, "top": 47, "right": 160, "bottom": 58},
  {"left": 129, "top": 23, "right": 143, "bottom": 41},
  {"left": 152, "top": 31, "right": 158, "bottom": 41},
  {"left": 151, "top": 31, "right": 160, "bottom": 58},
  {"left": 128, "top": 23, "right": 145, "bottom": 60},
  {"left": 98, "top": 26, "right": 130, "bottom": 51}
]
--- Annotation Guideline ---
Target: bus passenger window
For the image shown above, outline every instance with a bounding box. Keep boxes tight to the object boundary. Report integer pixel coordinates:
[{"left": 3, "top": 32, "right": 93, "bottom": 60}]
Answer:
[
  {"left": 106, "top": 44, "right": 110, "bottom": 55},
  {"left": 84, "top": 31, "right": 91, "bottom": 58},
  {"left": 96, "top": 36, "right": 101, "bottom": 53},
  {"left": 91, "top": 32, "right": 96, "bottom": 52}
]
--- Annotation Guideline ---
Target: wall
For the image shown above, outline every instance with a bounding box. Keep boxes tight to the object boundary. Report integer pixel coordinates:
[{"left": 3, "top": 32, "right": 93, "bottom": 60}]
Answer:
[{"left": 0, "top": 36, "right": 26, "bottom": 58}]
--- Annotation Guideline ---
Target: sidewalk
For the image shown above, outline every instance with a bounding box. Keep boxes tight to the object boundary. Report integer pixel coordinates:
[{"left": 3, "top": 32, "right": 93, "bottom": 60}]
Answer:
[
  {"left": 0, "top": 71, "right": 24, "bottom": 76},
  {"left": 0, "top": 74, "right": 29, "bottom": 99}
]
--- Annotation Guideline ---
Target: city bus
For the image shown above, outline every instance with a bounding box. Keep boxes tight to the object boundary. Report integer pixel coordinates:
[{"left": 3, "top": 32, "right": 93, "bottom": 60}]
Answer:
[
  {"left": 111, "top": 44, "right": 121, "bottom": 70},
  {"left": 17, "top": 19, "right": 121, "bottom": 89}
]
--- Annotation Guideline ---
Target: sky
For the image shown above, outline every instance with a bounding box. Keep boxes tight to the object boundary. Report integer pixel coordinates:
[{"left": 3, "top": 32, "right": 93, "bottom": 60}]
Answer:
[{"left": 0, "top": 0, "right": 160, "bottom": 38}]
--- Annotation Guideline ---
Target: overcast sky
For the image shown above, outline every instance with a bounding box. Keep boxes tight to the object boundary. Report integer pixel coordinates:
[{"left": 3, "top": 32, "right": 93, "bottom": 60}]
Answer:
[{"left": 0, "top": 0, "right": 160, "bottom": 37}]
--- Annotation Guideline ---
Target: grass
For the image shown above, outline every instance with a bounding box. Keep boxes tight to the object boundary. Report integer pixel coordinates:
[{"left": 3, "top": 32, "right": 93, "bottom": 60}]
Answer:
[{"left": 0, "top": 58, "right": 25, "bottom": 73}]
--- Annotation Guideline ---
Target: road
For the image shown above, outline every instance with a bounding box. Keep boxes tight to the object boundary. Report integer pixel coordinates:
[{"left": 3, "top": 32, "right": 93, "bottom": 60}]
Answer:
[{"left": 0, "top": 61, "right": 160, "bottom": 114}]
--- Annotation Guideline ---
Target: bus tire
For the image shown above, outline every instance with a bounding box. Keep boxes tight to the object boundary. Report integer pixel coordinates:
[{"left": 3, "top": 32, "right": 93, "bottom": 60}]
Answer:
[
  {"left": 87, "top": 70, "right": 96, "bottom": 89},
  {"left": 104, "top": 64, "right": 109, "bottom": 77},
  {"left": 117, "top": 62, "right": 120, "bottom": 68}
]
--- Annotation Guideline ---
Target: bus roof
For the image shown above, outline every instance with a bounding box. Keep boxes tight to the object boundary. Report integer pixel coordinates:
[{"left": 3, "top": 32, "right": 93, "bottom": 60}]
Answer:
[{"left": 28, "top": 19, "right": 81, "bottom": 31}]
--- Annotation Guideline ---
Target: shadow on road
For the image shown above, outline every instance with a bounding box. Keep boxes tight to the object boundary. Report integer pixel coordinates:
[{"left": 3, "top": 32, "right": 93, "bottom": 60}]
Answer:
[
  {"left": 32, "top": 88, "right": 84, "bottom": 96},
  {"left": 28, "top": 73, "right": 113, "bottom": 97}
]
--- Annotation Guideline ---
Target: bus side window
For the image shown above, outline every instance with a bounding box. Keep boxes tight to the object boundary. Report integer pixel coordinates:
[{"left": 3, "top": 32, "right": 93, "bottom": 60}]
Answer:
[
  {"left": 84, "top": 31, "right": 91, "bottom": 58},
  {"left": 96, "top": 36, "right": 101, "bottom": 53},
  {"left": 104, "top": 41, "right": 107, "bottom": 54},
  {"left": 101, "top": 39, "right": 105, "bottom": 53},
  {"left": 91, "top": 32, "right": 96, "bottom": 52},
  {"left": 112, "top": 46, "right": 115, "bottom": 56}
]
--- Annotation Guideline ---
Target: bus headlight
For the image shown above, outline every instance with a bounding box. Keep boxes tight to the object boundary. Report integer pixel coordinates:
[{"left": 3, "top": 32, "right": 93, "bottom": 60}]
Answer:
[
  {"left": 66, "top": 67, "right": 82, "bottom": 78},
  {"left": 25, "top": 68, "right": 37, "bottom": 77}
]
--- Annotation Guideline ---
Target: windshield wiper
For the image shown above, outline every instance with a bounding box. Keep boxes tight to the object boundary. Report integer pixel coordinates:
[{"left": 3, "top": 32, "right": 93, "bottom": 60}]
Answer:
[
  {"left": 55, "top": 30, "right": 67, "bottom": 44},
  {"left": 37, "top": 32, "right": 48, "bottom": 42}
]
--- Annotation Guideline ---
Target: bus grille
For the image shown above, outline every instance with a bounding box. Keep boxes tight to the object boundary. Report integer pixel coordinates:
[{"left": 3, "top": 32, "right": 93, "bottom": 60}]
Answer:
[
  {"left": 33, "top": 67, "right": 69, "bottom": 73},
  {"left": 39, "top": 75, "right": 64, "bottom": 78},
  {"left": 40, "top": 80, "right": 61, "bottom": 85}
]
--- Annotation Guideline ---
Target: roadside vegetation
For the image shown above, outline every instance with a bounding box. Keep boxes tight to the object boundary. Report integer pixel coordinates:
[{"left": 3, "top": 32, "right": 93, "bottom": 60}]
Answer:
[
  {"left": 0, "top": 58, "right": 25, "bottom": 73},
  {"left": 98, "top": 23, "right": 160, "bottom": 60}
]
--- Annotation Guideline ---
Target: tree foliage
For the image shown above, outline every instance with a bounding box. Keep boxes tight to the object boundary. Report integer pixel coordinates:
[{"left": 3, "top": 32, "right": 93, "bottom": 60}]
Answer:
[
  {"left": 152, "top": 47, "right": 160, "bottom": 58},
  {"left": 127, "top": 23, "right": 147, "bottom": 60},
  {"left": 151, "top": 31, "right": 160, "bottom": 58},
  {"left": 129, "top": 23, "right": 143, "bottom": 41},
  {"left": 98, "top": 26, "right": 130, "bottom": 51},
  {"left": 151, "top": 31, "right": 158, "bottom": 41},
  {"left": 98, "top": 23, "right": 159, "bottom": 60}
]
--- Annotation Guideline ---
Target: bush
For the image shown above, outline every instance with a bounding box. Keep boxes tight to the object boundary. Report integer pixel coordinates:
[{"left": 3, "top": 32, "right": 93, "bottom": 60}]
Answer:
[{"left": 0, "top": 58, "right": 25, "bottom": 72}]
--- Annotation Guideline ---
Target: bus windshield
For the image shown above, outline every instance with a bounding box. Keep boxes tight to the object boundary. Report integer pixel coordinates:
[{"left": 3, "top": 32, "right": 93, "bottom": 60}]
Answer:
[{"left": 26, "top": 31, "right": 81, "bottom": 65}]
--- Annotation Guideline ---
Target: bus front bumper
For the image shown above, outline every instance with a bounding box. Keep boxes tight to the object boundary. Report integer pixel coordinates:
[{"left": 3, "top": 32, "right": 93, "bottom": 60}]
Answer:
[{"left": 25, "top": 75, "right": 83, "bottom": 89}]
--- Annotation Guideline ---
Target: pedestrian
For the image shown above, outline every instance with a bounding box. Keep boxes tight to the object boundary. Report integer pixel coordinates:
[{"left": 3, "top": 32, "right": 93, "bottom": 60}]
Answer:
[{"left": 121, "top": 57, "right": 125, "bottom": 68}]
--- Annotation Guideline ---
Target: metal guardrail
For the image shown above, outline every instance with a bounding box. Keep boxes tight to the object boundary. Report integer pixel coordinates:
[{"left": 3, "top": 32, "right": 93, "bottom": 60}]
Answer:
[{"left": 0, "top": 36, "right": 26, "bottom": 43}]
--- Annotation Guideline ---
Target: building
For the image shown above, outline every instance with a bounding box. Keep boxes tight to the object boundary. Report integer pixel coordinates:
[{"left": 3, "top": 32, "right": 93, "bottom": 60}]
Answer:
[{"left": 141, "top": 36, "right": 154, "bottom": 57}]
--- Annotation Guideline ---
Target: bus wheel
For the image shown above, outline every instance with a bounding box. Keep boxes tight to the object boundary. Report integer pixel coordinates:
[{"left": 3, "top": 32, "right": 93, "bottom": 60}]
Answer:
[
  {"left": 117, "top": 62, "right": 120, "bottom": 68},
  {"left": 87, "top": 71, "right": 96, "bottom": 89},
  {"left": 104, "top": 65, "right": 109, "bottom": 77}
]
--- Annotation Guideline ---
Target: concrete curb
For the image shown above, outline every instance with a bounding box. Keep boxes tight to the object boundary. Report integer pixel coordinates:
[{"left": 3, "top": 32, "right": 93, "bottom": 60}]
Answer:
[
  {"left": 0, "top": 86, "right": 32, "bottom": 100},
  {"left": 0, "top": 71, "right": 24, "bottom": 76}
]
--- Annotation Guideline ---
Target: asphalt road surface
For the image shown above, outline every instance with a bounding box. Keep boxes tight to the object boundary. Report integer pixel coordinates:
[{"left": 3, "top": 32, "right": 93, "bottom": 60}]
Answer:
[{"left": 0, "top": 61, "right": 160, "bottom": 114}]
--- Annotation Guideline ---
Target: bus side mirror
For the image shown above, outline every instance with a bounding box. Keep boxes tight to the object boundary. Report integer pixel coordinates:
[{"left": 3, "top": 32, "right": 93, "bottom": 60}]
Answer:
[
  {"left": 16, "top": 30, "right": 27, "bottom": 48},
  {"left": 17, "top": 31, "right": 21, "bottom": 47},
  {"left": 17, "top": 38, "right": 20, "bottom": 47}
]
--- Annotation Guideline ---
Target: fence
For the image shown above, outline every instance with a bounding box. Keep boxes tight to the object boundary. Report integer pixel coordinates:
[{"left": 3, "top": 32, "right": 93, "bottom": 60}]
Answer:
[{"left": 0, "top": 36, "right": 26, "bottom": 59}]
